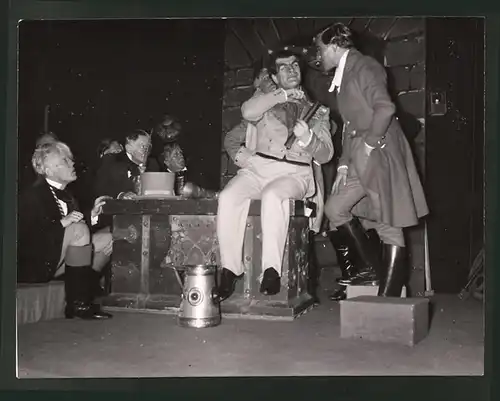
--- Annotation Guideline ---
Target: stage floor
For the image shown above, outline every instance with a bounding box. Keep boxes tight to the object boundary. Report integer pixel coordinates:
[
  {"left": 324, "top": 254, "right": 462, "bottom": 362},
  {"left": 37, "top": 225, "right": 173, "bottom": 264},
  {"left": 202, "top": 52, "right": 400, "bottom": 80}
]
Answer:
[{"left": 17, "top": 270, "right": 484, "bottom": 377}]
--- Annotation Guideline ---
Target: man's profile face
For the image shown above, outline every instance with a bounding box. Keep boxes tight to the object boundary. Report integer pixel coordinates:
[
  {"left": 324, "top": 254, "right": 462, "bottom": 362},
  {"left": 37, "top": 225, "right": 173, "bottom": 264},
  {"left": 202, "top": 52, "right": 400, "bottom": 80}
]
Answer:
[
  {"left": 44, "top": 150, "right": 76, "bottom": 184},
  {"left": 315, "top": 36, "right": 337, "bottom": 72},
  {"left": 125, "top": 134, "right": 152, "bottom": 165},
  {"left": 272, "top": 55, "right": 301, "bottom": 90}
]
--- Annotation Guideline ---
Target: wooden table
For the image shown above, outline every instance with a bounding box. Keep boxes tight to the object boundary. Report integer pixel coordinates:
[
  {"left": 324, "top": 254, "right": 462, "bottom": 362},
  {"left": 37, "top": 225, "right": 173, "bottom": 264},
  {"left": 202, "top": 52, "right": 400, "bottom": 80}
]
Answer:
[{"left": 101, "top": 198, "right": 316, "bottom": 320}]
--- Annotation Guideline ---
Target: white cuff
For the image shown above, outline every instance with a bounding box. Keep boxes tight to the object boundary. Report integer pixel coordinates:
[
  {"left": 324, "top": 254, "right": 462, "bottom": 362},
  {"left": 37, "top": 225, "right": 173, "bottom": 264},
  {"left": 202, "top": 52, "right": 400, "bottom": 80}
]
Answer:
[
  {"left": 91, "top": 215, "right": 99, "bottom": 226},
  {"left": 365, "top": 142, "right": 375, "bottom": 149},
  {"left": 337, "top": 165, "right": 348, "bottom": 171}
]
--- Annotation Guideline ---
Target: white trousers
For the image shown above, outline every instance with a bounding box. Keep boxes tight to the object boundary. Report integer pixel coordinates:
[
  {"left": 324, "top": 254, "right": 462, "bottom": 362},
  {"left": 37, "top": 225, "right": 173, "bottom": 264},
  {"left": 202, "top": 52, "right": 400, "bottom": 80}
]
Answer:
[{"left": 217, "top": 155, "right": 314, "bottom": 276}]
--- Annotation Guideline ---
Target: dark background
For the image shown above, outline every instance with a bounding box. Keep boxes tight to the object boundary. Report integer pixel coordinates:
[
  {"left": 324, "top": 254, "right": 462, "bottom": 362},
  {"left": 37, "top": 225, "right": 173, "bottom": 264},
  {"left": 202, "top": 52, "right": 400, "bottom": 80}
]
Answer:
[
  {"left": 425, "top": 18, "right": 485, "bottom": 292},
  {"left": 18, "top": 19, "right": 226, "bottom": 194}
]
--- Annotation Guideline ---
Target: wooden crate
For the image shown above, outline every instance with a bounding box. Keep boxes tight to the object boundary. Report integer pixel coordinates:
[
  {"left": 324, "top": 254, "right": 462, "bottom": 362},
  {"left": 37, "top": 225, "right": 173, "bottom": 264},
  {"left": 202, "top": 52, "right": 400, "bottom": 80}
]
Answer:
[
  {"left": 340, "top": 296, "right": 429, "bottom": 346},
  {"left": 101, "top": 198, "right": 316, "bottom": 319}
]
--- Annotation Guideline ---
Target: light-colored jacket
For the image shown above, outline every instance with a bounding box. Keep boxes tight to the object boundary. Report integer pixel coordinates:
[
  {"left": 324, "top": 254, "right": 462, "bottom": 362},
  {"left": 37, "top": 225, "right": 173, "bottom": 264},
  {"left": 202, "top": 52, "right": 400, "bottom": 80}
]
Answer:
[{"left": 224, "top": 90, "right": 335, "bottom": 232}]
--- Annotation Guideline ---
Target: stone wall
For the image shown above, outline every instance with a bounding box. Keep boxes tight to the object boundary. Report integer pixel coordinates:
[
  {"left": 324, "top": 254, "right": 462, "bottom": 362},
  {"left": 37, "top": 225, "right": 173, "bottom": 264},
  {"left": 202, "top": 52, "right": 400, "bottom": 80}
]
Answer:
[{"left": 220, "top": 68, "right": 254, "bottom": 188}]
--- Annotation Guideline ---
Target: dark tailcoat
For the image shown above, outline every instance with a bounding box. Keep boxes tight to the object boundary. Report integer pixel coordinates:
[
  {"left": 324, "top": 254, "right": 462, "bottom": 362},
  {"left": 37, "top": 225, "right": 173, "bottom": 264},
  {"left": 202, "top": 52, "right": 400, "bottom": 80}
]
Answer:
[
  {"left": 17, "top": 179, "right": 88, "bottom": 283},
  {"left": 314, "top": 49, "right": 429, "bottom": 227},
  {"left": 94, "top": 151, "right": 160, "bottom": 199}
]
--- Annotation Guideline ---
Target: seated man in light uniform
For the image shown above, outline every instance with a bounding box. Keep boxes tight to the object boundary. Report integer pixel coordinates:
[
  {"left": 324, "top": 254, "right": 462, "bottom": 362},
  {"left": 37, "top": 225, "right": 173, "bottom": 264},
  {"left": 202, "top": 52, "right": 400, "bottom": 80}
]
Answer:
[
  {"left": 216, "top": 49, "right": 334, "bottom": 301},
  {"left": 18, "top": 141, "right": 113, "bottom": 319}
]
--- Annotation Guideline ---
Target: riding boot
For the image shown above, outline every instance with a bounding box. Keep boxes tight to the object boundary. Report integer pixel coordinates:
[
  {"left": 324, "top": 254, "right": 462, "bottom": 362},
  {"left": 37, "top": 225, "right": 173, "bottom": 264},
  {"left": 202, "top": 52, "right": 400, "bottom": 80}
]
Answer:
[
  {"left": 338, "top": 219, "right": 382, "bottom": 286},
  {"left": 329, "top": 285, "right": 347, "bottom": 301},
  {"left": 326, "top": 228, "right": 360, "bottom": 301},
  {"left": 378, "top": 244, "right": 408, "bottom": 297},
  {"left": 64, "top": 244, "right": 111, "bottom": 320},
  {"left": 326, "top": 228, "right": 362, "bottom": 285}
]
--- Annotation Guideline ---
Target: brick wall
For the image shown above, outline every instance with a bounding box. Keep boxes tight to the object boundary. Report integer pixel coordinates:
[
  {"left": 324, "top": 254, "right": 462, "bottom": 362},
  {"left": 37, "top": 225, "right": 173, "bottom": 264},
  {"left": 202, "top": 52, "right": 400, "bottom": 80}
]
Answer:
[
  {"left": 220, "top": 68, "right": 254, "bottom": 188},
  {"left": 384, "top": 21, "right": 426, "bottom": 177}
]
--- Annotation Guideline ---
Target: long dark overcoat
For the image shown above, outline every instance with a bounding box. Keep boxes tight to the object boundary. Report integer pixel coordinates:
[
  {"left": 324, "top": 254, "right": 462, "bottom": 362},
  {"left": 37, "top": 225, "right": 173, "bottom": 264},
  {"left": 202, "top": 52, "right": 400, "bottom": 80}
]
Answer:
[{"left": 309, "top": 49, "right": 429, "bottom": 227}]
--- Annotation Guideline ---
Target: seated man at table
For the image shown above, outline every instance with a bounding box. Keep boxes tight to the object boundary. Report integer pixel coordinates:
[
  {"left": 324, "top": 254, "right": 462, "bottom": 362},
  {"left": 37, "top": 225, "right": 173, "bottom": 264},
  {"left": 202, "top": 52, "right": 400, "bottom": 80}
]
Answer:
[
  {"left": 18, "top": 141, "right": 113, "bottom": 319},
  {"left": 94, "top": 129, "right": 160, "bottom": 200},
  {"left": 215, "top": 48, "right": 333, "bottom": 301}
]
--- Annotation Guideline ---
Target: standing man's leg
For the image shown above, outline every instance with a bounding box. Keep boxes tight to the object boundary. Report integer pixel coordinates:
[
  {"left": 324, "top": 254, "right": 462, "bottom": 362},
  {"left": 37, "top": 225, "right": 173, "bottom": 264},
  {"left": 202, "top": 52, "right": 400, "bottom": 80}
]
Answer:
[
  {"left": 324, "top": 141, "right": 384, "bottom": 296},
  {"left": 324, "top": 176, "right": 376, "bottom": 299},
  {"left": 374, "top": 223, "right": 407, "bottom": 297}
]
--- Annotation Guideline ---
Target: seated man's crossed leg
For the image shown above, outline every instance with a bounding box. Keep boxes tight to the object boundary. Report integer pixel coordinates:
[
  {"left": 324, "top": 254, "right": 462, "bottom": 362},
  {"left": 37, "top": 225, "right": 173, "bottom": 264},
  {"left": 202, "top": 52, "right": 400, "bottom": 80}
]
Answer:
[{"left": 56, "top": 222, "right": 113, "bottom": 320}]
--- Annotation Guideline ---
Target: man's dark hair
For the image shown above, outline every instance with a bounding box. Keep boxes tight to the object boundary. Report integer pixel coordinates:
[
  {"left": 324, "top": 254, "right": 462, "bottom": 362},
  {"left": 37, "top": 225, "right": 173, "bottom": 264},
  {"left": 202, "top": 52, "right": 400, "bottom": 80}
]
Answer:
[
  {"left": 126, "top": 129, "right": 150, "bottom": 142},
  {"left": 267, "top": 49, "right": 304, "bottom": 75},
  {"left": 97, "top": 138, "right": 115, "bottom": 158},
  {"left": 319, "top": 23, "right": 355, "bottom": 49}
]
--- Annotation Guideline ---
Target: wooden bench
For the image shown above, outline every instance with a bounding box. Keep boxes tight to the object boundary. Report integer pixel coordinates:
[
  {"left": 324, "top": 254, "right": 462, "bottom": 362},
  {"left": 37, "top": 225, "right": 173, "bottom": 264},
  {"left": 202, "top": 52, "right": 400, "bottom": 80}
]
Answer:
[
  {"left": 101, "top": 198, "right": 316, "bottom": 320},
  {"left": 16, "top": 281, "right": 65, "bottom": 325}
]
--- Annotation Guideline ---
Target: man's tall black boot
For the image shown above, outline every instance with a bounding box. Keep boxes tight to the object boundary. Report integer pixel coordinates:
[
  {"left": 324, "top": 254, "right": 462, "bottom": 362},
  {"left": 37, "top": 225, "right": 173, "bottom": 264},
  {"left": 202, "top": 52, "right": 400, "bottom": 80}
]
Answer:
[
  {"left": 337, "top": 219, "right": 383, "bottom": 286},
  {"left": 64, "top": 244, "right": 111, "bottom": 320},
  {"left": 326, "top": 229, "right": 362, "bottom": 301},
  {"left": 377, "top": 244, "right": 408, "bottom": 297}
]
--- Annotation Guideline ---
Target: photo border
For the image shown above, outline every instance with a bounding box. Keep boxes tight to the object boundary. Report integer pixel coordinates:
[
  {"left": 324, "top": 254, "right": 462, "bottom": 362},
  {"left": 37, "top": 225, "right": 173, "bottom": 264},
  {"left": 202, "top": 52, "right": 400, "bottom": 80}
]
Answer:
[{"left": 1, "top": 1, "right": 498, "bottom": 400}]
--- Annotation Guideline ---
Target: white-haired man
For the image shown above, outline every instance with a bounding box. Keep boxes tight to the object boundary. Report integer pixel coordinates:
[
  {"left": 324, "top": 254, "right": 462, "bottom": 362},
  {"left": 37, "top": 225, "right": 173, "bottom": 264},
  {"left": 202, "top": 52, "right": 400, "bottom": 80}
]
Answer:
[{"left": 18, "top": 141, "right": 113, "bottom": 319}]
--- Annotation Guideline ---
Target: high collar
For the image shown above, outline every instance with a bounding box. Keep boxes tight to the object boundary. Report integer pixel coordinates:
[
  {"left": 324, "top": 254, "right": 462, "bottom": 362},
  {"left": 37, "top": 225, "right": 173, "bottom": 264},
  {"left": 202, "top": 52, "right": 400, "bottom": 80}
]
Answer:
[
  {"left": 329, "top": 49, "right": 350, "bottom": 93},
  {"left": 46, "top": 178, "right": 65, "bottom": 190},
  {"left": 126, "top": 151, "right": 145, "bottom": 167}
]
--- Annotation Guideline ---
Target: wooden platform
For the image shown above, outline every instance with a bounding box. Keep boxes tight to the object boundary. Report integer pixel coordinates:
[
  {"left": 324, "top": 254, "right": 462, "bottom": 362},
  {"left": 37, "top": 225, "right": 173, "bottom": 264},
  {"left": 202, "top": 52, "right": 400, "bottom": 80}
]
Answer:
[
  {"left": 17, "top": 281, "right": 65, "bottom": 325},
  {"left": 340, "top": 296, "right": 430, "bottom": 346},
  {"left": 101, "top": 198, "right": 316, "bottom": 320}
]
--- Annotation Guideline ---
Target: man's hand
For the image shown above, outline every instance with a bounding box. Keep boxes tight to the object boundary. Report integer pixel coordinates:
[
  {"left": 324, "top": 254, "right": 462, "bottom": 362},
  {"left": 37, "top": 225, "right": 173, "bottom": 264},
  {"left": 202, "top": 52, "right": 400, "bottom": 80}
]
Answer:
[
  {"left": 284, "top": 88, "right": 305, "bottom": 101},
  {"left": 293, "top": 120, "right": 311, "bottom": 140},
  {"left": 117, "top": 192, "right": 137, "bottom": 200},
  {"left": 61, "top": 211, "right": 84, "bottom": 228},
  {"left": 332, "top": 167, "right": 348, "bottom": 195},
  {"left": 91, "top": 196, "right": 113, "bottom": 219}
]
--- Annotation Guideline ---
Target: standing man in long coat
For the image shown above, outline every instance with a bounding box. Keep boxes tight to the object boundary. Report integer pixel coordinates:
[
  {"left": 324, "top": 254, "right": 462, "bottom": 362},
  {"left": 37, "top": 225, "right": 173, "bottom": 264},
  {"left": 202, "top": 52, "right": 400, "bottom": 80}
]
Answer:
[{"left": 315, "top": 23, "right": 429, "bottom": 297}]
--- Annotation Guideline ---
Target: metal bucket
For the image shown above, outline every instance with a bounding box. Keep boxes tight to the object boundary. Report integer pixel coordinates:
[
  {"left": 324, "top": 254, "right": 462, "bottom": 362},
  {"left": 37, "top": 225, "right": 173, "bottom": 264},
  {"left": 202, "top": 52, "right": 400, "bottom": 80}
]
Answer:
[{"left": 170, "top": 264, "right": 221, "bottom": 328}]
